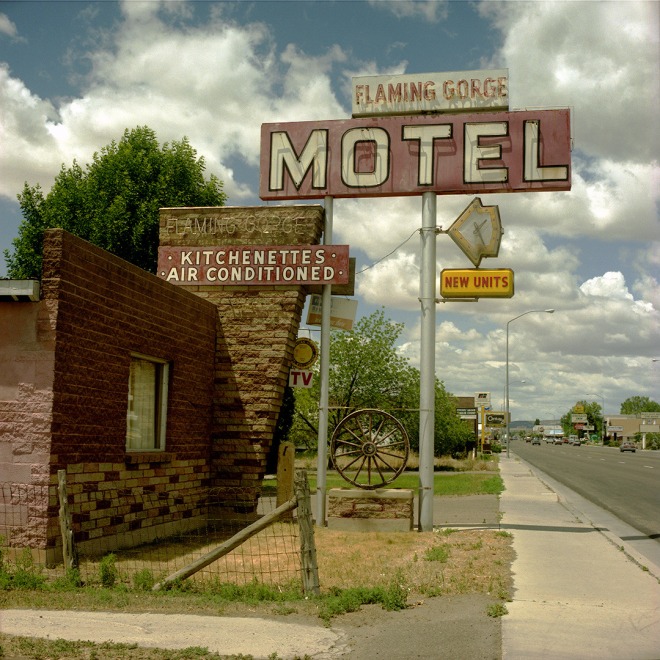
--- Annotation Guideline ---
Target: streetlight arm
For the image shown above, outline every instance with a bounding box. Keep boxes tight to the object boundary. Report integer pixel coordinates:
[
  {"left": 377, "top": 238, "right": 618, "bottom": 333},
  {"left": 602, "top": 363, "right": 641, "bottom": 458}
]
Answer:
[{"left": 505, "top": 308, "right": 555, "bottom": 458}]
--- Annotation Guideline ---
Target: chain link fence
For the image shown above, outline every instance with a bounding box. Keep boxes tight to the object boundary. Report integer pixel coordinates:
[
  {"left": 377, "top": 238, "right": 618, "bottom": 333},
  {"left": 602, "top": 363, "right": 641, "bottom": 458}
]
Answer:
[{"left": 1, "top": 473, "right": 318, "bottom": 594}]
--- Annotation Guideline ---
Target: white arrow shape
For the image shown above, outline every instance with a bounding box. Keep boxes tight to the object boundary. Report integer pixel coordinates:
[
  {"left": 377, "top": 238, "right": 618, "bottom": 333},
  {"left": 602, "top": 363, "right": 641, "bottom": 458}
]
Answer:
[{"left": 447, "top": 197, "right": 502, "bottom": 267}]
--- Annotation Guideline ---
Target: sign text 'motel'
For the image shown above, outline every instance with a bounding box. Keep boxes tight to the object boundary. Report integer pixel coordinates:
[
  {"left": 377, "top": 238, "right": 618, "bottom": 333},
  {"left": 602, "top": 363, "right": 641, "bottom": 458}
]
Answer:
[
  {"left": 158, "top": 244, "right": 349, "bottom": 286},
  {"left": 260, "top": 108, "right": 571, "bottom": 200}
]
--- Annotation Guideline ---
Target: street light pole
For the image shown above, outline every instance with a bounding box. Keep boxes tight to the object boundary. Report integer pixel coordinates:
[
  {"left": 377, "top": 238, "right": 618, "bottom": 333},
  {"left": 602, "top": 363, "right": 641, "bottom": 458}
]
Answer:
[{"left": 506, "top": 309, "right": 555, "bottom": 458}]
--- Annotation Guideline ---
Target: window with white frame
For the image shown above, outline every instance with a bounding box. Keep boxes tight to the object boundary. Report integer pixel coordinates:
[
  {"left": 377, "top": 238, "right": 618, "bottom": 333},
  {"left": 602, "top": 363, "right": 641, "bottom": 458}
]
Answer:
[{"left": 126, "top": 354, "right": 169, "bottom": 451}]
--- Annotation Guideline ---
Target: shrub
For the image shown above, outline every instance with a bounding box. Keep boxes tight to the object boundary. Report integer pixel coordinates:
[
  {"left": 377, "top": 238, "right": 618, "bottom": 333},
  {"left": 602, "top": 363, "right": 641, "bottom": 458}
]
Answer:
[
  {"left": 0, "top": 548, "right": 47, "bottom": 590},
  {"left": 99, "top": 553, "right": 119, "bottom": 588},
  {"left": 133, "top": 569, "right": 155, "bottom": 591}
]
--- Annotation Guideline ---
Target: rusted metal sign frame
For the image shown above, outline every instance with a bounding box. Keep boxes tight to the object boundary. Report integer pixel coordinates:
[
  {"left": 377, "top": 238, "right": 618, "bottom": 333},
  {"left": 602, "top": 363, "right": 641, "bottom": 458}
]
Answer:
[{"left": 260, "top": 108, "right": 571, "bottom": 200}]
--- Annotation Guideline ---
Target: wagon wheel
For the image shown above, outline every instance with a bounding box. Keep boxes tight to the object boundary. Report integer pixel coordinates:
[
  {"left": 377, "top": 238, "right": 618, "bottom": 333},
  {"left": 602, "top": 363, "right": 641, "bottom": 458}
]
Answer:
[{"left": 330, "top": 409, "right": 409, "bottom": 489}]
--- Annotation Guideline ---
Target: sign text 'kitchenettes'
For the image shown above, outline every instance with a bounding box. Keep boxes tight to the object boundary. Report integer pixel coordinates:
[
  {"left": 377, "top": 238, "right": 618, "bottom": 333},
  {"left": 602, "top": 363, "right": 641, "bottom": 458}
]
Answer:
[{"left": 157, "top": 245, "right": 350, "bottom": 286}]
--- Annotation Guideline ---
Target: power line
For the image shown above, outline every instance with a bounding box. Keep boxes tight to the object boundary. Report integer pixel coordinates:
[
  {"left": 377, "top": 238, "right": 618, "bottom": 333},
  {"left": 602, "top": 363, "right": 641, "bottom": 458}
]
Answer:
[{"left": 356, "top": 228, "right": 420, "bottom": 275}]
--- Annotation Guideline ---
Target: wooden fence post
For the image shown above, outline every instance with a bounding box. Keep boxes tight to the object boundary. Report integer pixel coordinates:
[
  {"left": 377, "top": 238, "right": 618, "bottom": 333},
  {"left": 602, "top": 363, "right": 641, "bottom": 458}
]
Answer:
[
  {"left": 277, "top": 441, "right": 295, "bottom": 520},
  {"left": 294, "top": 469, "right": 320, "bottom": 595},
  {"left": 57, "top": 470, "right": 78, "bottom": 570}
]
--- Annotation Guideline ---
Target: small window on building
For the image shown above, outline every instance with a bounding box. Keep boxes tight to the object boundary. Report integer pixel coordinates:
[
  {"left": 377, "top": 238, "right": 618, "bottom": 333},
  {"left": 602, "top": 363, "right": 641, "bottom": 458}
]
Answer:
[{"left": 126, "top": 354, "right": 169, "bottom": 451}]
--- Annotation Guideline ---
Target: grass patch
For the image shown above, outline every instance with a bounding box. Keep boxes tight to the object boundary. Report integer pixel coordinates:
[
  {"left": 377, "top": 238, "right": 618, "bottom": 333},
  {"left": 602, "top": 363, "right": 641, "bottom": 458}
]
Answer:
[
  {"left": 432, "top": 473, "right": 503, "bottom": 496},
  {"left": 264, "top": 471, "right": 503, "bottom": 497},
  {"left": 0, "top": 636, "right": 237, "bottom": 659}
]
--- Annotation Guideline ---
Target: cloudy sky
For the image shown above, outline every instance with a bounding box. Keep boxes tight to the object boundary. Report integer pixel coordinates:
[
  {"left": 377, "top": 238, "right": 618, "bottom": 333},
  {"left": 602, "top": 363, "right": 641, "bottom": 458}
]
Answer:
[{"left": 0, "top": 0, "right": 658, "bottom": 422}]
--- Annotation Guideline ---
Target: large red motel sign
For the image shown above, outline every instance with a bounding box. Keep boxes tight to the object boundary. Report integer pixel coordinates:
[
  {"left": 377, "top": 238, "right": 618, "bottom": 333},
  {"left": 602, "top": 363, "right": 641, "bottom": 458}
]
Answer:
[{"left": 260, "top": 109, "right": 571, "bottom": 200}]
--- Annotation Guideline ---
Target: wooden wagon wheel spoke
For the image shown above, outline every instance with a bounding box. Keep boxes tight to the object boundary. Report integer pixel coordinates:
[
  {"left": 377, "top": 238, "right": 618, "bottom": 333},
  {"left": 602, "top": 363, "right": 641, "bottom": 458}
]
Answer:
[
  {"left": 330, "top": 409, "right": 410, "bottom": 489},
  {"left": 373, "top": 427, "right": 398, "bottom": 445},
  {"left": 371, "top": 453, "right": 399, "bottom": 471}
]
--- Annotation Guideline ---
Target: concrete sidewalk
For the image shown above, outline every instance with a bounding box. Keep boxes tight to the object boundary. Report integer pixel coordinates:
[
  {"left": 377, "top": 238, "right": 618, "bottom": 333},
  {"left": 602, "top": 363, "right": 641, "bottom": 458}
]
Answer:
[{"left": 499, "top": 454, "right": 660, "bottom": 659}]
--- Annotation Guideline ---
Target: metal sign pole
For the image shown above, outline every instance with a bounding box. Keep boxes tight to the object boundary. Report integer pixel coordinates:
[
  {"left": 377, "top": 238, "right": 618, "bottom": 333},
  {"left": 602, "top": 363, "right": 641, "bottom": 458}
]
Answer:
[
  {"left": 418, "top": 191, "right": 437, "bottom": 532},
  {"left": 316, "top": 196, "right": 333, "bottom": 527}
]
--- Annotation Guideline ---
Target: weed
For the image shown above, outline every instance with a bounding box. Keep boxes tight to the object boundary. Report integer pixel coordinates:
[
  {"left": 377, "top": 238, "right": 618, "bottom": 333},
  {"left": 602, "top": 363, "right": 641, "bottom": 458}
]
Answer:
[
  {"left": 99, "top": 553, "right": 119, "bottom": 588},
  {"left": 52, "top": 568, "right": 82, "bottom": 590},
  {"left": 133, "top": 568, "right": 156, "bottom": 591},
  {"left": 495, "top": 531, "right": 512, "bottom": 538},
  {"left": 0, "top": 549, "right": 47, "bottom": 590},
  {"left": 438, "top": 528, "right": 458, "bottom": 536},
  {"left": 487, "top": 603, "right": 508, "bottom": 617},
  {"left": 203, "top": 579, "right": 301, "bottom": 603},
  {"left": 424, "top": 545, "right": 450, "bottom": 563},
  {"left": 318, "top": 576, "right": 408, "bottom": 623},
  {"left": 381, "top": 571, "right": 408, "bottom": 611}
]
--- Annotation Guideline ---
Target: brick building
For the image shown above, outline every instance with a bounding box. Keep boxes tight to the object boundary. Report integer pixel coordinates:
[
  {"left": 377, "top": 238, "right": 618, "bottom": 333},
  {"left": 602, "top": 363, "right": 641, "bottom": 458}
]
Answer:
[{"left": 0, "top": 205, "right": 324, "bottom": 563}]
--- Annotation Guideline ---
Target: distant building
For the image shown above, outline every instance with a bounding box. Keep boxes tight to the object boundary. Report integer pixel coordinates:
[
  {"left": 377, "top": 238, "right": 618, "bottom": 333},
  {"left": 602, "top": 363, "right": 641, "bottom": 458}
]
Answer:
[{"left": 604, "top": 413, "right": 660, "bottom": 446}]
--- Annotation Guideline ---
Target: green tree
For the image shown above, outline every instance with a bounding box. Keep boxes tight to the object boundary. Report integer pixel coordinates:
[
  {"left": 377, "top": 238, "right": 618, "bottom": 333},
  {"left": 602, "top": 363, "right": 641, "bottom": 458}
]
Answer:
[
  {"left": 562, "top": 400, "right": 604, "bottom": 439},
  {"left": 4, "top": 126, "right": 226, "bottom": 278},
  {"left": 289, "top": 309, "right": 471, "bottom": 456},
  {"left": 620, "top": 396, "right": 660, "bottom": 414}
]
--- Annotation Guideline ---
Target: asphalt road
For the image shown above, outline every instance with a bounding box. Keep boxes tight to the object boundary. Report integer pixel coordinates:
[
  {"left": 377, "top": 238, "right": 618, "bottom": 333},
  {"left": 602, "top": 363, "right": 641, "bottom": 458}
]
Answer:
[{"left": 510, "top": 441, "right": 660, "bottom": 542}]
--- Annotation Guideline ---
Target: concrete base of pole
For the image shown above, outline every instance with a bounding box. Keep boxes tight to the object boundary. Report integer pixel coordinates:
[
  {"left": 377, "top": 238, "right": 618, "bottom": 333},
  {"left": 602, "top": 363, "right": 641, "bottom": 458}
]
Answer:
[{"left": 326, "top": 488, "right": 414, "bottom": 532}]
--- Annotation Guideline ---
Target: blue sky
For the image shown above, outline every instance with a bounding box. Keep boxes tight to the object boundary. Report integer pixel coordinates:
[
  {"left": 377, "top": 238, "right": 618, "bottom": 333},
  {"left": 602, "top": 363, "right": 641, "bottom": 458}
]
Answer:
[{"left": 0, "top": 0, "right": 658, "bottom": 421}]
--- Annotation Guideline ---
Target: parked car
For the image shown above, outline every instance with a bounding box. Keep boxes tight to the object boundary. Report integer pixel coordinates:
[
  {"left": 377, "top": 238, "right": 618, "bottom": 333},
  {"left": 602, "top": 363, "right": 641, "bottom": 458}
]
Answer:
[
  {"left": 554, "top": 436, "right": 564, "bottom": 445},
  {"left": 531, "top": 437, "right": 541, "bottom": 445},
  {"left": 569, "top": 436, "right": 581, "bottom": 446},
  {"left": 620, "top": 441, "right": 636, "bottom": 453}
]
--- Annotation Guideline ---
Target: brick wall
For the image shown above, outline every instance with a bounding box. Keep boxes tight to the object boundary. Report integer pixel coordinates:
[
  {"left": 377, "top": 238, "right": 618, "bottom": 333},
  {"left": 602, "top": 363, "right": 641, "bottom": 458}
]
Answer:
[
  {"left": 1, "top": 204, "right": 325, "bottom": 561},
  {"left": 0, "top": 299, "right": 55, "bottom": 486},
  {"left": 1, "top": 229, "right": 218, "bottom": 559},
  {"left": 0, "top": 287, "right": 56, "bottom": 556},
  {"left": 158, "top": 206, "right": 324, "bottom": 500}
]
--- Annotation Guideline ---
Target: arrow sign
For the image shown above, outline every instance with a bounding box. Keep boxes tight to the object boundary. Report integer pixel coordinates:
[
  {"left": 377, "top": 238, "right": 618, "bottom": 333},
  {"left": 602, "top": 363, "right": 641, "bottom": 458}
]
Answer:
[{"left": 447, "top": 197, "right": 502, "bottom": 267}]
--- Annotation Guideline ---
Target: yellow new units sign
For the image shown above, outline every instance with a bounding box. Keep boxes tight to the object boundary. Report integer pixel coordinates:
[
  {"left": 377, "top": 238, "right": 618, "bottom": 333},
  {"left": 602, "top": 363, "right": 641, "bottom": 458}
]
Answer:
[{"left": 440, "top": 268, "right": 514, "bottom": 298}]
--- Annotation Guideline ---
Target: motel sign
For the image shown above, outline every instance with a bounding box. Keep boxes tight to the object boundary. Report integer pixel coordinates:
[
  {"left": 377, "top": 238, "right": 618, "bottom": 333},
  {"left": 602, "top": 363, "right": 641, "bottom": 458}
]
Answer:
[
  {"left": 259, "top": 69, "right": 572, "bottom": 533},
  {"left": 260, "top": 109, "right": 571, "bottom": 200}
]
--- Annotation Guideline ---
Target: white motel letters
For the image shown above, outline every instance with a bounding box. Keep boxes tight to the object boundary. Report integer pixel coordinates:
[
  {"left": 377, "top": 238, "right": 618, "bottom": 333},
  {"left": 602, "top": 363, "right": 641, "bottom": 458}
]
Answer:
[{"left": 260, "top": 109, "right": 571, "bottom": 200}]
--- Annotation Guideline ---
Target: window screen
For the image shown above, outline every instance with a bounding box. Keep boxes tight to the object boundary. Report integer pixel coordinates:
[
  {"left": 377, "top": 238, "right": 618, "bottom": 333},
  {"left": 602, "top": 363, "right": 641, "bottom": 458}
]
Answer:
[{"left": 126, "top": 355, "right": 169, "bottom": 451}]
